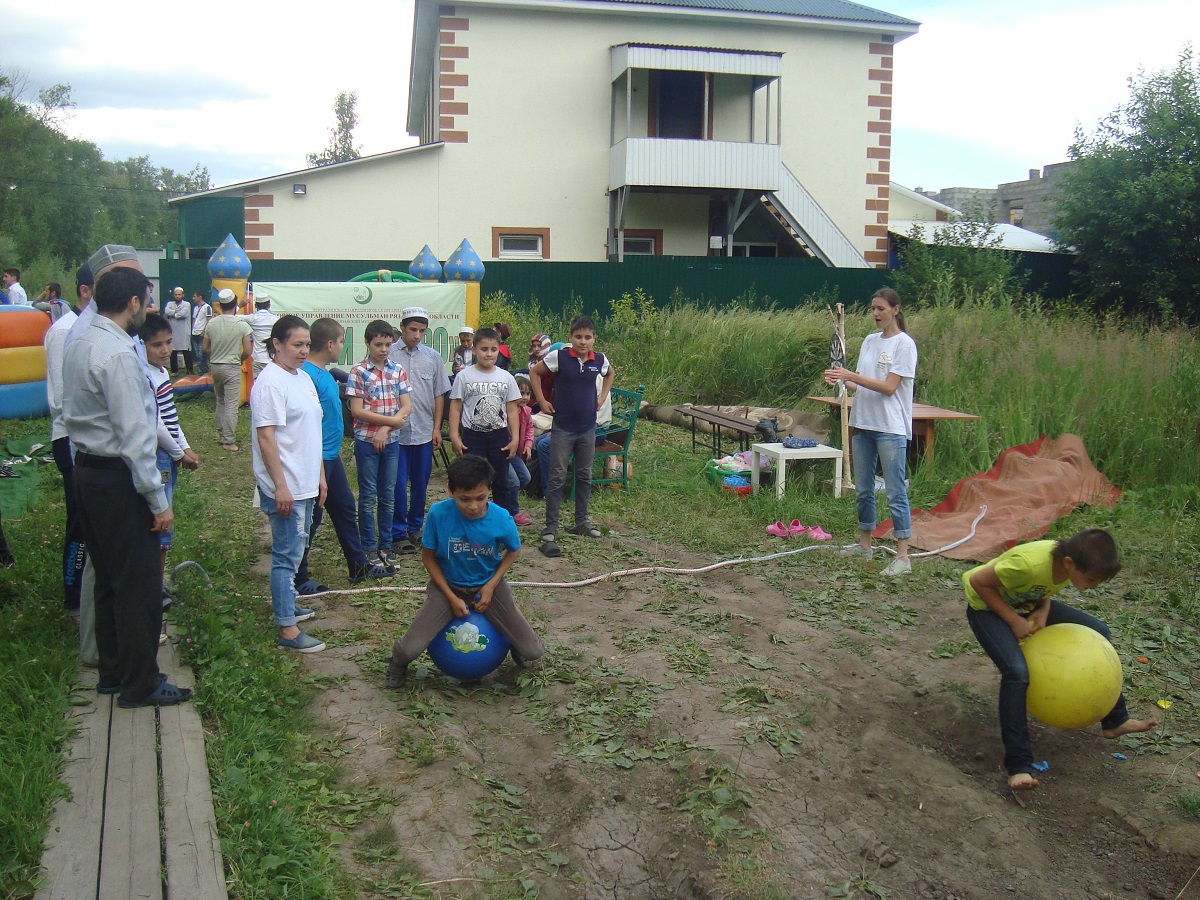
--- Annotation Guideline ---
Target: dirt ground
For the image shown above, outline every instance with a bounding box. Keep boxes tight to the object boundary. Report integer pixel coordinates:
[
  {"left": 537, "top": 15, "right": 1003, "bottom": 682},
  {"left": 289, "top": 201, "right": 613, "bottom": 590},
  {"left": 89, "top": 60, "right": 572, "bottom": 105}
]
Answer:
[{"left": 289, "top": 473, "right": 1200, "bottom": 900}]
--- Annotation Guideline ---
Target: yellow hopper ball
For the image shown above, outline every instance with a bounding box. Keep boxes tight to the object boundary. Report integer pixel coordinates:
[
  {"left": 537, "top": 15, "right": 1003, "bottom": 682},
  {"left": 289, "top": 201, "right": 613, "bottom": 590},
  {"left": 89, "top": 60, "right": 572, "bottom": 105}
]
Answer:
[{"left": 1021, "top": 623, "right": 1122, "bottom": 730}]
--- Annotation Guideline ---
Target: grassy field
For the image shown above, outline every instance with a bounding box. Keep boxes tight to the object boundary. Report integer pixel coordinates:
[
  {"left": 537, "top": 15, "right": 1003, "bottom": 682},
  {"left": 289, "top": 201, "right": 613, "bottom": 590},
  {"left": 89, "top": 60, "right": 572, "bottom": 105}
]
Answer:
[{"left": 1, "top": 299, "right": 1197, "bottom": 897}]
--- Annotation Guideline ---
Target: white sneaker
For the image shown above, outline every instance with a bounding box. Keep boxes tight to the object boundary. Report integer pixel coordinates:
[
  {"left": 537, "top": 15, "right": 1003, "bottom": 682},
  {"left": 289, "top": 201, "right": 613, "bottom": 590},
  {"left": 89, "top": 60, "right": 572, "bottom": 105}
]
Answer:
[
  {"left": 839, "top": 545, "right": 874, "bottom": 560},
  {"left": 881, "top": 558, "right": 912, "bottom": 577}
]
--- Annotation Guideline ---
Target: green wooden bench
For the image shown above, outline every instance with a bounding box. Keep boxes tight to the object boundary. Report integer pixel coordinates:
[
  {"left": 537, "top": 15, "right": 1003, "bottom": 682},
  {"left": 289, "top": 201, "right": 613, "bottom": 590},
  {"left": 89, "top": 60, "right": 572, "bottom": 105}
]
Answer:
[{"left": 590, "top": 384, "right": 644, "bottom": 489}]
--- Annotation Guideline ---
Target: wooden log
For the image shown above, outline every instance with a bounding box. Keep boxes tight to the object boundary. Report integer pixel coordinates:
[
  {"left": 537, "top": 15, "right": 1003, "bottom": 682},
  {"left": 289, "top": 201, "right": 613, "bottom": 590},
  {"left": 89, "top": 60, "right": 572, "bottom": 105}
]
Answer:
[
  {"left": 158, "top": 638, "right": 228, "bottom": 899},
  {"left": 99, "top": 705, "right": 161, "bottom": 899},
  {"left": 34, "top": 683, "right": 112, "bottom": 900}
]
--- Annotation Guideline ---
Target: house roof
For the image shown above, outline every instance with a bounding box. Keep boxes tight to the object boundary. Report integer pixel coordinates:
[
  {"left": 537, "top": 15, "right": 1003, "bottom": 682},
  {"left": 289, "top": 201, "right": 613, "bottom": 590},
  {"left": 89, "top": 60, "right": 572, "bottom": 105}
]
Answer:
[
  {"left": 579, "top": 0, "right": 918, "bottom": 27},
  {"left": 167, "top": 143, "right": 440, "bottom": 205},
  {"left": 890, "top": 220, "right": 1063, "bottom": 254}
]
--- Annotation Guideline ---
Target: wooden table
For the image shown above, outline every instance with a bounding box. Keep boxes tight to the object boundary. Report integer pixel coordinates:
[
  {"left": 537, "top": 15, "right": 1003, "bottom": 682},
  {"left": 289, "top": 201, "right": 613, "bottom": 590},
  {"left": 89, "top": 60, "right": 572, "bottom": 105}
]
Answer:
[
  {"left": 750, "top": 442, "right": 844, "bottom": 499},
  {"left": 806, "top": 397, "right": 979, "bottom": 463},
  {"left": 676, "top": 405, "right": 762, "bottom": 457}
]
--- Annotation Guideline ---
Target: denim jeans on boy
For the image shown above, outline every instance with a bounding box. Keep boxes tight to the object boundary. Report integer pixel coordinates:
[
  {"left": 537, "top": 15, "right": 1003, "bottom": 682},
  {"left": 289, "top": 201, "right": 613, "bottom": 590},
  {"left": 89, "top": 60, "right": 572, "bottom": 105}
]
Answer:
[
  {"left": 544, "top": 426, "right": 596, "bottom": 535},
  {"left": 297, "top": 457, "right": 370, "bottom": 585},
  {"left": 507, "top": 456, "right": 531, "bottom": 492},
  {"left": 155, "top": 449, "right": 178, "bottom": 551},
  {"left": 462, "top": 427, "right": 517, "bottom": 514},
  {"left": 967, "top": 599, "right": 1129, "bottom": 775},
  {"left": 260, "top": 493, "right": 314, "bottom": 627},
  {"left": 355, "top": 439, "right": 399, "bottom": 554},
  {"left": 851, "top": 429, "right": 911, "bottom": 539},
  {"left": 392, "top": 442, "right": 434, "bottom": 542}
]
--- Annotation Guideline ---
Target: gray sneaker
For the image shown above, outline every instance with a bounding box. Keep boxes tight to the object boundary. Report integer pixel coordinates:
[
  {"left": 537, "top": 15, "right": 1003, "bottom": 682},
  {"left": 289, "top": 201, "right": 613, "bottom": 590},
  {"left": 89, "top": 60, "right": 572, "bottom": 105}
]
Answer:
[{"left": 881, "top": 557, "right": 912, "bottom": 577}]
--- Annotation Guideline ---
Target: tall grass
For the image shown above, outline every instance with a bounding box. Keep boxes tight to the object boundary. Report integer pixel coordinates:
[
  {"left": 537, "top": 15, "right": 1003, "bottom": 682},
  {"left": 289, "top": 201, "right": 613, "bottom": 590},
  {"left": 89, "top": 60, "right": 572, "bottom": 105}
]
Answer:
[{"left": 486, "top": 289, "right": 1200, "bottom": 490}]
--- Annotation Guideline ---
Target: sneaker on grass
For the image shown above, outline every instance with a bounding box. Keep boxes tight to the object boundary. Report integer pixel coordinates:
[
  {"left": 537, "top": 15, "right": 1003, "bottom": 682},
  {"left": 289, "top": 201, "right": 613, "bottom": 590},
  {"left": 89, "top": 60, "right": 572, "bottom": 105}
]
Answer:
[
  {"left": 278, "top": 632, "right": 325, "bottom": 653},
  {"left": 881, "top": 557, "right": 912, "bottom": 577}
]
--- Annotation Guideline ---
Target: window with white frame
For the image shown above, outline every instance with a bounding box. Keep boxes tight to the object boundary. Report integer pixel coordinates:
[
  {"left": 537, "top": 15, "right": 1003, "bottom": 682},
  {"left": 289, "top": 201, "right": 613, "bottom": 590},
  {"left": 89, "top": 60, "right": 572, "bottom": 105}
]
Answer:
[{"left": 493, "top": 228, "right": 550, "bottom": 259}]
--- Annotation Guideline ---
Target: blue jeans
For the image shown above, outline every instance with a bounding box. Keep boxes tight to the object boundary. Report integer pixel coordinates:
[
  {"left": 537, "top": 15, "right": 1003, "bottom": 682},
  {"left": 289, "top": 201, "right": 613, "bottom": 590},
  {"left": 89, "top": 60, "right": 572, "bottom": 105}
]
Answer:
[
  {"left": 851, "top": 429, "right": 911, "bottom": 539},
  {"left": 192, "top": 335, "right": 208, "bottom": 375},
  {"left": 462, "top": 428, "right": 517, "bottom": 514},
  {"left": 536, "top": 431, "right": 552, "bottom": 494},
  {"left": 260, "top": 493, "right": 314, "bottom": 627},
  {"left": 155, "top": 449, "right": 178, "bottom": 550},
  {"left": 298, "top": 457, "right": 369, "bottom": 584},
  {"left": 392, "top": 442, "right": 434, "bottom": 542},
  {"left": 355, "top": 439, "right": 399, "bottom": 554},
  {"left": 544, "top": 426, "right": 596, "bottom": 535},
  {"left": 507, "top": 456, "right": 531, "bottom": 492},
  {"left": 967, "top": 599, "right": 1129, "bottom": 776}
]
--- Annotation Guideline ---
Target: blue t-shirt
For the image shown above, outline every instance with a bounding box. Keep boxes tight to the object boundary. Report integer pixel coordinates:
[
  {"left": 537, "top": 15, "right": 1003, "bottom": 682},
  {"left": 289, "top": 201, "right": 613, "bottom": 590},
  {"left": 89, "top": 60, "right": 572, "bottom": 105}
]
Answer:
[
  {"left": 301, "top": 361, "right": 345, "bottom": 460},
  {"left": 422, "top": 497, "right": 520, "bottom": 587}
]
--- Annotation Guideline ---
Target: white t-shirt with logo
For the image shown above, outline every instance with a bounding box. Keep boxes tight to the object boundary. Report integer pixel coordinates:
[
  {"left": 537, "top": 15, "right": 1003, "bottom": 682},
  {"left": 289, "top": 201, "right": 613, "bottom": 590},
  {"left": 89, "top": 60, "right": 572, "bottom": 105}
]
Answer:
[
  {"left": 450, "top": 365, "right": 520, "bottom": 432},
  {"left": 848, "top": 331, "right": 917, "bottom": 439}
]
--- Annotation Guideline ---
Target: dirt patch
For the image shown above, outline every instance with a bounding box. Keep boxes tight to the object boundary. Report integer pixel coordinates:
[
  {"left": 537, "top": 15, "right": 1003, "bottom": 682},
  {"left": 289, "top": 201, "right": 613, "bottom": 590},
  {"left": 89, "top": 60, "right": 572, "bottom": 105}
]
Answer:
[{"left": 288, "top": 480, "right": 1196, "bottom": 899}]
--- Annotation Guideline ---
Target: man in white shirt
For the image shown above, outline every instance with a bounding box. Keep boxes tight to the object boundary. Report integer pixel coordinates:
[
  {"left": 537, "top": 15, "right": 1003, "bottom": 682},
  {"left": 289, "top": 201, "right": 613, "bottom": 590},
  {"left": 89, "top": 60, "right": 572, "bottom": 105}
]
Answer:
[
  {"left": 242, "top": 290, "right": 279, "bottom": 378},
  {"left": 190, "top": 290, "right": 212, "bottom": 375},
  {"left": 2, "top": 268, "right": 28, "bottom": 305},
  {"left": 163, "top": 286, "right": 193, "bottom": 375},
  {"left": 44, "top": 264, "right": 93, "bottom": 618}
]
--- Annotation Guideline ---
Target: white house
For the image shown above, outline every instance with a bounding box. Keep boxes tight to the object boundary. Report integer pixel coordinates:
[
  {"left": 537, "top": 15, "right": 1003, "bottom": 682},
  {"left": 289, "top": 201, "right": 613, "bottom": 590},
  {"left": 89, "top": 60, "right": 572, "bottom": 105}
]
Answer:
[{"left": 171, "top": 0, "right": 919, "bottom": 269}]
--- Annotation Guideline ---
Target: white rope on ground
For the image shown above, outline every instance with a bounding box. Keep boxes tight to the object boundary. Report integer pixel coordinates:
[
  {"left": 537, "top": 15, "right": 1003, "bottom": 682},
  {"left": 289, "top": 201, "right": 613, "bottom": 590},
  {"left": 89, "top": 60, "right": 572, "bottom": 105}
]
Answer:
[
  {"left": 298, "top": 506, "right": 988, "bottom": 598},
  {"left": 845, "top": 504, "right": 988, "bottom": 558}
]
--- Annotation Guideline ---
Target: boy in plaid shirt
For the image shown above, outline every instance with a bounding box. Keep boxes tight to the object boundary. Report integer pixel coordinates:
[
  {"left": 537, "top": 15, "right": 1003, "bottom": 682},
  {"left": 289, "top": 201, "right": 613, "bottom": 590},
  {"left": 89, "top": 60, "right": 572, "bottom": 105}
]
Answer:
[{"left": 347, "top": 320, "right": 412, "bottom": 567}]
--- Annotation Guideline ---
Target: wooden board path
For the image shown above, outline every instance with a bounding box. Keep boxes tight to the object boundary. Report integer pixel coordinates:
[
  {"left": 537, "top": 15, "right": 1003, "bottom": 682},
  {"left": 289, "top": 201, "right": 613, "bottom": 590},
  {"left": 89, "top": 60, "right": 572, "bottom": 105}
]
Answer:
[{"left": 35, "top": 633, "right": 227, "bottom": 900}]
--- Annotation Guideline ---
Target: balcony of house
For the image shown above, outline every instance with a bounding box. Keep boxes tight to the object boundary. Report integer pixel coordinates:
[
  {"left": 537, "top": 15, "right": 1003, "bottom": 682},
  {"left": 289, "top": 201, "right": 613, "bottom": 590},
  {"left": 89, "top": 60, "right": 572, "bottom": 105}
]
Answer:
[
  {"left": 609, "top": 44, "right": 783, "bottom": 193},
  {"left": 609, "top": 138, "right": 780, "bottom": 192}
]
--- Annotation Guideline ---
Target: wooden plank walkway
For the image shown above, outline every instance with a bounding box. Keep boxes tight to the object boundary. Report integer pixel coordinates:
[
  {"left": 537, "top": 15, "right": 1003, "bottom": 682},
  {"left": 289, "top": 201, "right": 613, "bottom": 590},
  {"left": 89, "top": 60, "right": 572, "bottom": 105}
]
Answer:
[{"left": 36, "top": 634, "right": 227, "bottom": 900}]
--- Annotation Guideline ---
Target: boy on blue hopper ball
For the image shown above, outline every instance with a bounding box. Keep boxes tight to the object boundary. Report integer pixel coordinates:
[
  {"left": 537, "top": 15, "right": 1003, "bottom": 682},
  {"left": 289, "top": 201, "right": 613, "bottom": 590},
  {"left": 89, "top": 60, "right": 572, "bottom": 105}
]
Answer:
[
  {"left": 965, "top": 528, "right": 1157, "bottom": 791},
  {"left": 385, "top": 455, "right": 545, "bottom": 687}
]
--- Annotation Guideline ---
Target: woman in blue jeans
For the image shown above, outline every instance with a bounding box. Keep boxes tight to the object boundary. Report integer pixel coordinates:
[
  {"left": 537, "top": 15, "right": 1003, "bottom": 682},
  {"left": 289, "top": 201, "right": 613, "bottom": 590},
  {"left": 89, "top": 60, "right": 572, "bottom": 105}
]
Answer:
[
  {"left": 824, "top": 287, "right": 917, "bottom": 577},
  {"left": 250, "top": 315, "right": 328, "bottom": 653}
]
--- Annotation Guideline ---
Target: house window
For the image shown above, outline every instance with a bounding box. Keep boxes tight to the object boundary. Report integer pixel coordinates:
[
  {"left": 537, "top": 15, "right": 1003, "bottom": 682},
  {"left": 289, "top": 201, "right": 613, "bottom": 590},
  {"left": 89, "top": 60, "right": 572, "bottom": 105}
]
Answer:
[
  {"left": 608, "top": 228, "right": 664, "bottom": 256},
  {"left": 492, "top": 227, "right": 550, "bottom": 259},
  {"left": 1009, "top": 206, "right": 1025, "bottom": 227}
]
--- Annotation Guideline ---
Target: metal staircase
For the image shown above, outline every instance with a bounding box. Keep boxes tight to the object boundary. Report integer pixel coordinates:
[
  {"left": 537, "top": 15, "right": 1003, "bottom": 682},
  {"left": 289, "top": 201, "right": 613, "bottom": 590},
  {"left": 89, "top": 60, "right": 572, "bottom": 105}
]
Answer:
[{"left": 764, "top": 164, "right": 869, "bottom": 268}]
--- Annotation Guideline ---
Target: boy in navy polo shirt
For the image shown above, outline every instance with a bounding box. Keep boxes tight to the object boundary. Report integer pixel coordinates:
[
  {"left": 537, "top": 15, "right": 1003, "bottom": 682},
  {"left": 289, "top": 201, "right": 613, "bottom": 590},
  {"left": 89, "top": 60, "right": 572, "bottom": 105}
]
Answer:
[{"left": 529, "top": 315, "right": 615, "bottom": 558}]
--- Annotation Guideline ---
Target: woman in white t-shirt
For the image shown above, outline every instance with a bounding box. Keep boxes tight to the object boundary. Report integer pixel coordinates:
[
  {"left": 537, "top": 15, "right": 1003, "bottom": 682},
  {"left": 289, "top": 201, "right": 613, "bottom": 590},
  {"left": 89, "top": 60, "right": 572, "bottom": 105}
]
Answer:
[
  {"left": 251, "top": 315, "right": 328, "bottom": 652},
  {"left": 824, "top": 288, "right": 917, "bottom": 577}
]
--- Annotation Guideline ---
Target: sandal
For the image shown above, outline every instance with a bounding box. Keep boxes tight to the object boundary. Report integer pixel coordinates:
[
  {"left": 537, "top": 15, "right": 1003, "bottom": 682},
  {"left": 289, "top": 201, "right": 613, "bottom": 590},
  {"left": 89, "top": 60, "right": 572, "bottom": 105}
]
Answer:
[
  {"left": 567, "top": 523, "right": 602, "bottom": 538},
  {"left": 540, "top": 540, "right": 562, "bottom": 558},
  {"left": 787, "top": 519, "right": 806, "bottom": 537},
  {"left": 99, "top": 672, "right": 166, "bottom": 695},
  {"left": 765, "top": 521, "right": 790, "bottom": 538},
  {"left": 805, "top": 526, "right": 833, "bottom": 541},
  {"left": 117, "top": 680, "right": 193, "bottom": 708}
]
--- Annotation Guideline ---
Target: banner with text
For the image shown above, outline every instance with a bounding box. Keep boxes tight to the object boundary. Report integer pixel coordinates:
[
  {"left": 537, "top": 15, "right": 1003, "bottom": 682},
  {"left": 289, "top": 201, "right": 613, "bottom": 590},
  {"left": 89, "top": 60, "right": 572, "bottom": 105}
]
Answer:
[{"left": 256, "top": 281, "right": 467, "bottom": 370}]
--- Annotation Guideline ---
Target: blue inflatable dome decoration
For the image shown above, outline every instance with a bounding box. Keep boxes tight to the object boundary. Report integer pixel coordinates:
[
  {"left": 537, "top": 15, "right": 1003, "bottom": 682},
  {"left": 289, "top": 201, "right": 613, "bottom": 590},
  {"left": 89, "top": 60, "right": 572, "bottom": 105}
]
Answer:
[
  {"left": 443, "top": 238, "right": 485, "bottom": 282},
  {"left": 408, "top": 244, "right": 443, "bottom": 282},
  {"left": 207, "top": 233, "right": 252, "bottom": 279},
  {"left": 426, "top": 611, "right": 511, "bottom": 680}
]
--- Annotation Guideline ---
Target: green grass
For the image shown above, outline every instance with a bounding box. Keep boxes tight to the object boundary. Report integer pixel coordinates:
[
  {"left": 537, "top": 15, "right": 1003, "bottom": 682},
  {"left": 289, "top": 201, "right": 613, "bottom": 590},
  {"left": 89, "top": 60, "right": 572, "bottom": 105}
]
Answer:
[{"left": 3, "top": 297, "right": 1199, "bottom": 897}]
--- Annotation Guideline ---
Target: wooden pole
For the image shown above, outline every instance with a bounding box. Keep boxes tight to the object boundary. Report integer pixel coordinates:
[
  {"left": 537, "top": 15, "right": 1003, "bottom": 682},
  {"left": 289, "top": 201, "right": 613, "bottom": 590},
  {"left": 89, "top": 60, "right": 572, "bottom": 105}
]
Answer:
[{"left": 834, "top": 303, "right": 853, "bottom": 494}]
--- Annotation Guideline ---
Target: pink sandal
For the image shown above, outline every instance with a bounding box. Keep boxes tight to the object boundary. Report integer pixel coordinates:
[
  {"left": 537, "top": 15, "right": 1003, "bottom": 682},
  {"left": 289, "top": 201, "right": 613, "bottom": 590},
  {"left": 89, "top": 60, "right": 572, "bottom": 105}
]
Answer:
[
  {"left": 765, "top": 521, "right": 790, "bottom": 538},
  {"left": 787, "top": 519, "right": 806, "bottom": 537},
  {"left": 805, "top": 526, "right": 833, "bottom": 541}
]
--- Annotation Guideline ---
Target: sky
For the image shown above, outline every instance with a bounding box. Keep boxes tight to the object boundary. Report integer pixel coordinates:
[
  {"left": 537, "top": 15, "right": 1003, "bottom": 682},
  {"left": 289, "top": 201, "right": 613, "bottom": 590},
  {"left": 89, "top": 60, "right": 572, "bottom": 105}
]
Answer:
[{"left": 2, "top": 0, "right": 1197, "bottom": 193}]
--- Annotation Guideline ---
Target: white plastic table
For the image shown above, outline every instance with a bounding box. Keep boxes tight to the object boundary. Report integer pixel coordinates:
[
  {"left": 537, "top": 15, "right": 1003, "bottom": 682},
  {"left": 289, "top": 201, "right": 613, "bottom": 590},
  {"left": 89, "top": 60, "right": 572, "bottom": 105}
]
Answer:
[{"left": 750, "top": 442, "right": 844, "bottom": 499}]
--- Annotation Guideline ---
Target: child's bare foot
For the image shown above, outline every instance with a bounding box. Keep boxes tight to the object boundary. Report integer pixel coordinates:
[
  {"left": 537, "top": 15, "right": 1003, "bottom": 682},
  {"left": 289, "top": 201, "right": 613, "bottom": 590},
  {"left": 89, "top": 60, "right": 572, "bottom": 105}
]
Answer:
[
  {"left": 1103, "top": 717, "right": 1158, "bottom": 738},
  {"left": 1008, "top": 772, "right": 1038, "bottom": 791}
]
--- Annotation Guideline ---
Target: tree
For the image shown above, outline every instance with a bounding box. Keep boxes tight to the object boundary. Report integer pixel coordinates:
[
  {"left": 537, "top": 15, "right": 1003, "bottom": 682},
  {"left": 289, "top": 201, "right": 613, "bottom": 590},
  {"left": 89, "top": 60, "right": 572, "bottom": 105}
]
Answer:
[
  {"left": 306, "top": 91, "right": 361, "bottom": 167},
  {"left": 891, "top": 200, "right": 1025, "bottom": 308},
  {"left": 1053, "top": 48, "right": 1200, "bottom": 320}
]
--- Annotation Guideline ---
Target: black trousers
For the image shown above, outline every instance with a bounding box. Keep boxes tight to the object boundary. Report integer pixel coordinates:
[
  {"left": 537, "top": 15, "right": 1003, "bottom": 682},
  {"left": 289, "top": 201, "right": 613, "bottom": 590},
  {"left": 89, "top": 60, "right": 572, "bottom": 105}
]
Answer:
[
  {"left": 52, "top": 438, "right": 86, "bottom": 610},
  {"left": 170, "top": 349, "right": 194, "bottom": 375},
  {"left": 74, "top": 456, "right": 163, "bottom": 701}
]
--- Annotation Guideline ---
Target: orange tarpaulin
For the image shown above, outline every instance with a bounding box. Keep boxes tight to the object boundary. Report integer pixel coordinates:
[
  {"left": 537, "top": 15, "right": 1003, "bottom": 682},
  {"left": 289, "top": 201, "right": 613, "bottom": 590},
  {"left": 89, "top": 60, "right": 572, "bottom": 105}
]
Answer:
[{"left": 875, "top": 434, "right": 1120, "bottom": 562}]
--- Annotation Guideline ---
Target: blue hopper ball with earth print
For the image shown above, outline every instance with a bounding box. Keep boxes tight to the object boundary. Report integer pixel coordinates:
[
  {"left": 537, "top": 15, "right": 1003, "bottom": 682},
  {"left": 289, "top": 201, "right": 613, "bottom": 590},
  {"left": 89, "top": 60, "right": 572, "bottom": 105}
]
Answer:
[{"left": 427, "top": 611, "right": 511, "bottom": 680}]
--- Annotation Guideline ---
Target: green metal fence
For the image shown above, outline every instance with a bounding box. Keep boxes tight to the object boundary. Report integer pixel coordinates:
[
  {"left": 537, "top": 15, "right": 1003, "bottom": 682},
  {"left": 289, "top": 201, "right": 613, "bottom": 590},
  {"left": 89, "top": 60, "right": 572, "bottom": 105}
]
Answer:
[{"left": 159, "top": 256, "right": 895, "bottom": 314}]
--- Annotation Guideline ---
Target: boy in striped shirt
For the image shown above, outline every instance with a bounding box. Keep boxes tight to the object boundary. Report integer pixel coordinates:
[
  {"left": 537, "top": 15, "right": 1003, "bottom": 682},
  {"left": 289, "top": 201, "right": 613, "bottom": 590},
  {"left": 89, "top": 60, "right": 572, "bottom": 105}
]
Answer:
[{"left": 139, "top": 314, "right": 201, "bottom": 607}]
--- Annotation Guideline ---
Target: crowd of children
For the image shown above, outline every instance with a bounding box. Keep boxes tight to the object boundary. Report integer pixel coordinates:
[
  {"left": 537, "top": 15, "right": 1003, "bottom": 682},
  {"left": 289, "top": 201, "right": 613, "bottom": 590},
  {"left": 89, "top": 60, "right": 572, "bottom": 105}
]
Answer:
[{"left": 11, "top": 273, "right": 1160, "bottom": 792}]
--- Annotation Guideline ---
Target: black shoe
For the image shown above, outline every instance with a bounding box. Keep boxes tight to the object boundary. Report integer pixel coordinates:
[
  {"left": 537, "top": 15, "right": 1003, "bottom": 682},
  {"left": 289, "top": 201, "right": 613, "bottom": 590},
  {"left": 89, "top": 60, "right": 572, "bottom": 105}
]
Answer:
[
  {"left": 385, "top": 660, "right": 408, "bottom": 689},
  {"left": 295, "top": 579, "right": 329, "bottom": 596},
  {"left": 539, "top": 540, "right": 561, "bottom": 558},
  {"left": 349, "top": 562, "right": 395, "bottom": 583},
  {"left": 0, "top": 551, "right": 14, "bottom": 568},
  {"left": 390, "top": 538, "right": 417, "bottom": 554}
]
